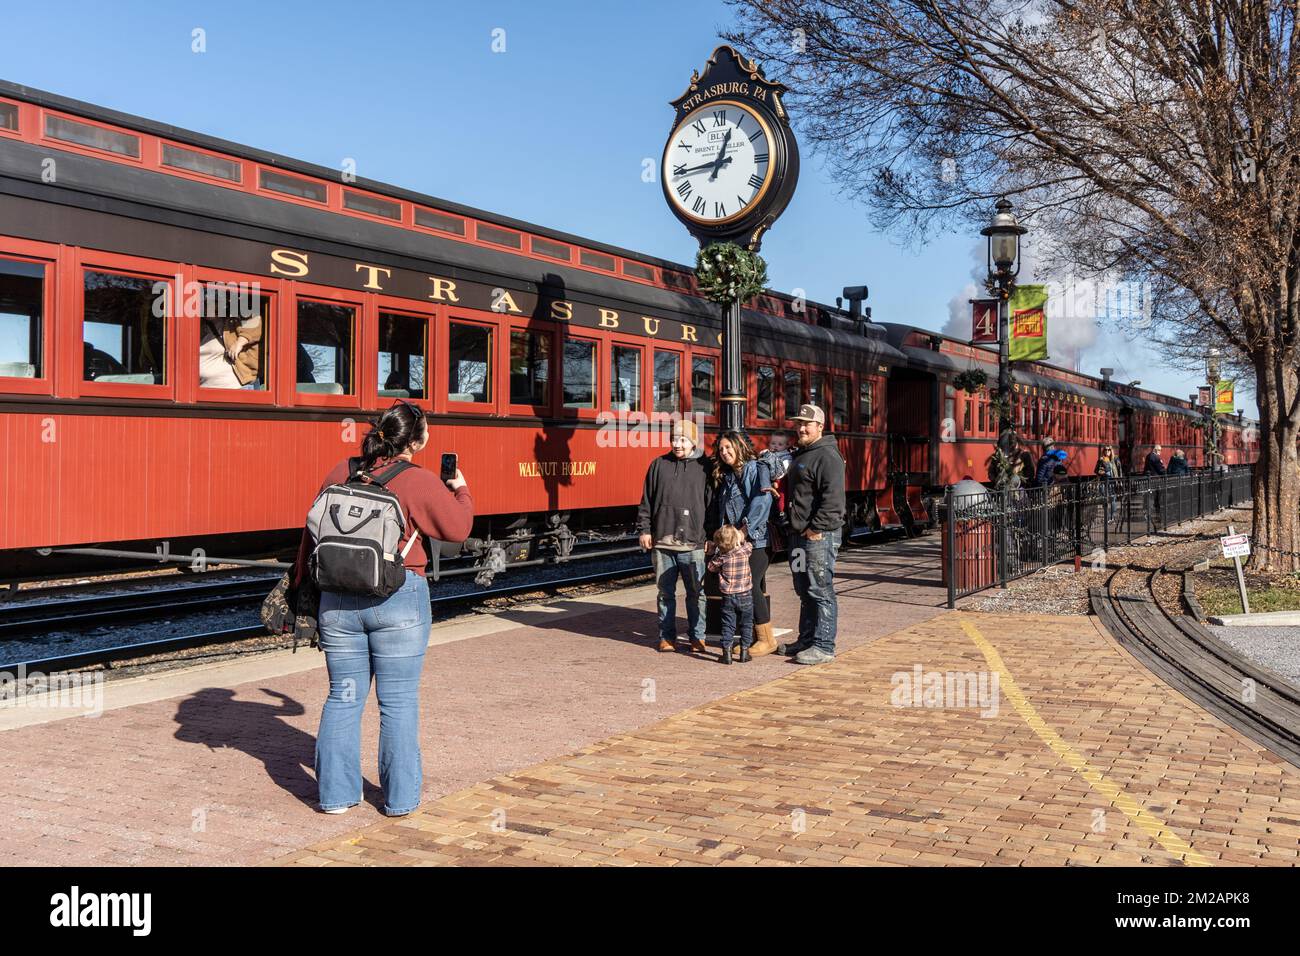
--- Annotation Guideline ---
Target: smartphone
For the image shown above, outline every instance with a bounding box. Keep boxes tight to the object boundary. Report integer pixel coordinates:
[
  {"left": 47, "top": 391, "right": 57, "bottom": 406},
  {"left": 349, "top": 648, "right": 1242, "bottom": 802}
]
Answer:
[{"left": 440, "top": 452, "right": 458, "bottom": 482}]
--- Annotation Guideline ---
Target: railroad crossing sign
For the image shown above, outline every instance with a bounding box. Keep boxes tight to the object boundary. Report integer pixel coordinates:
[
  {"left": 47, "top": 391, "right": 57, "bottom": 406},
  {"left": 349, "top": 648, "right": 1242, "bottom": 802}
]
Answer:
[{"left": 1220, "top": 533, "right": 1251, "bottom": 559}]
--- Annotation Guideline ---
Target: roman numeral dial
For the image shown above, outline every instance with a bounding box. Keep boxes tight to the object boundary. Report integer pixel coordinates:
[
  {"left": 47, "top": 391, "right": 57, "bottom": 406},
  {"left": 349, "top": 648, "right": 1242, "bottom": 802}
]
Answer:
[{"left": 662, "top": 100, "right": 776, "bottom": 225}]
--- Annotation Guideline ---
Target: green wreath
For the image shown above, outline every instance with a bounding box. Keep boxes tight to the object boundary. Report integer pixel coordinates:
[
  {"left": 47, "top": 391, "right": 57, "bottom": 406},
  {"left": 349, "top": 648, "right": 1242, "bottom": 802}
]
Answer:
[{"left": 695, "top": 242, "right": 768, "bottom": 304}]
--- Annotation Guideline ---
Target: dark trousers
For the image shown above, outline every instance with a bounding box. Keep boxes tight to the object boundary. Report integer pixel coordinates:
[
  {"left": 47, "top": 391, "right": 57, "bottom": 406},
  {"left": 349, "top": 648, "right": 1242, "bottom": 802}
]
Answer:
[
  {"left": 749, "top": 544, "right": 771, "bottom": 626},
  {"left": 720, "top": 592, "right": 754, "bottom": 649}
]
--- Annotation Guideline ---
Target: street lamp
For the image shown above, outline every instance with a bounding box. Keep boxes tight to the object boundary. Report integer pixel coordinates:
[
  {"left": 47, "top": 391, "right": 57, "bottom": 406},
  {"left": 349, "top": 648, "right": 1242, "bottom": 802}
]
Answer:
[{"left": 981, "top": 197, "right": 1028, "bottom": 462}]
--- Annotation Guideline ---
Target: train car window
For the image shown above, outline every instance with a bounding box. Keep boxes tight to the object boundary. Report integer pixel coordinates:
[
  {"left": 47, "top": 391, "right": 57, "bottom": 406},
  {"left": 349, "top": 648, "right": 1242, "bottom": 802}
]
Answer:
[
  {"left": 653, "top": 350, "right": 681, "bottom": 413},
  {"left": 45, "top": 114, "right": 140, "bottom": 158},
  {"left": 477, "top": 224, "right": 522, "bottom": 249},
  {"left": 833, "top": 377, "right": 849, "bottom": 429},
  {"left": 0, "top": 258, "right": 43, "bottom": 379},
  {"left": 756, "top": 366, "right": 776, "bottom": 420},
  {"left": 447, "top": 322, "right": 492, "bottom": 403},
  {"left": 692, "top": 357, "right": 716, "bottom": 415},
  {"left": 260, "top": 169, "right": 327, "bottom": 203},
  {"left": 977, "top": 399, "right": 986, "bottom": 435},
  {"left": 944, "top": 385, "right": 955, "bottom": 436},
  {"left": 859, "top": 378, "right": 873, "bottom": 428},
  {"left": 562, "top": 337, "right": 596, "bottom": 408},
  {"left": 784, "top": 369, "right": 802, "bottom": 418},
  {"left": 962, "top": 396, "right": 972, "bottom": 435},
  {"left": 611, "top": 346, "right": 642, "bottom": 411},
  {"left": 199, "top": 284, "right": 268, "bottom": 390},
  {"left": 379, "top": 312, "right": 428, "bottom": 400},
  {"left": 414, "top": 208, "right": 466, "bottom": 236},
  {"left": 531, "top": 237, "right": 571, "bottom": 262},
  {"left": 344, "top": 191, "right": 402, "bottom": 221},
  {"left": 161, "top": 143, "right": 242, "bottom": 182},
  {"left": 580, "top": 250, "right": 617, "bottom": 272},
  {"left": 509, "top": 329, "right": 550, "bottom": 407},
  {"left": 82, "top": 271, "right": 166, "bottom": 384},
  {"left": 622, "top": 262, "right": 657, "bottom": 282},
  {"left": 296, "top": 301, "right": 354, "bottom": 394},
  {"left": 0, "top": 103, "right": 16, "bottom": 131}
]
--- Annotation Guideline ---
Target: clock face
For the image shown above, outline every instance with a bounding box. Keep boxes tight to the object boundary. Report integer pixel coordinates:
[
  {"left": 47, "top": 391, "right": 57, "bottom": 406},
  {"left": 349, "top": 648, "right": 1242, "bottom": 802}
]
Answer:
[{"left": 663, "top": 100, "right": 774, "bottom": 226}]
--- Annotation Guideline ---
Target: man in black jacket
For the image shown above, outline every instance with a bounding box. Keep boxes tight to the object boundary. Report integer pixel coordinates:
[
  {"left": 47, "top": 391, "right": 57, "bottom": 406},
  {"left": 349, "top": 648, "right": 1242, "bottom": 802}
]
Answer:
[
  {"left": 637, "top": 419, "right": 712, "bottom": 653},
  {"left": 778, "top": 404, "right": 846, "bottom": 665}
]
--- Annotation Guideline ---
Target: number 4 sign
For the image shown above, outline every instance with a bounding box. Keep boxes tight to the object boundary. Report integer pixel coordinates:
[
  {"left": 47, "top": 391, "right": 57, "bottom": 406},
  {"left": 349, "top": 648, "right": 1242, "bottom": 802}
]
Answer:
[{"left": 971, "top": 299, "right": 999, "bottom": 343}]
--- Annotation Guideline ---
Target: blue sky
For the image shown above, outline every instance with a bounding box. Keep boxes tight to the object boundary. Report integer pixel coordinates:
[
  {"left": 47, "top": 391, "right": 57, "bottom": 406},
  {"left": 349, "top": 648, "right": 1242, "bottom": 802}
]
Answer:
[{"left": 2, "top": 0, "right": 1216, "bottom": 405}]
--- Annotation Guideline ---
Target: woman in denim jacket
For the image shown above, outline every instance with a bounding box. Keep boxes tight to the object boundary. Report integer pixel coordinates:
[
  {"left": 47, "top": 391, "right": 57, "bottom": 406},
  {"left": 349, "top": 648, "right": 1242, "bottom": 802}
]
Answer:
[{"left": 711, "top": 431, "right": 777, "bottom": 656}]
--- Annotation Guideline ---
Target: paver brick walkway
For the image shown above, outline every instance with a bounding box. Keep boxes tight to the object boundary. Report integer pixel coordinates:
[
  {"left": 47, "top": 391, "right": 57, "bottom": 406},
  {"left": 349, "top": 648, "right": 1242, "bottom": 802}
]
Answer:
[{"left": 274, "top": 611, "right": 1300, "bottom": 867}]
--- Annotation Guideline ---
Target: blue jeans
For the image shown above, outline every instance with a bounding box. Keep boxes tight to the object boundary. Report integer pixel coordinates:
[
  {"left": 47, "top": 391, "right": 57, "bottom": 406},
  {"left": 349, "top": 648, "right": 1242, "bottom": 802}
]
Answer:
[
  {"left": 720, "top": 592, "right": 753, "bottom": 649},
  {"left": 653, "top": 548, "right": 705, "bottom": 644},
  {"left": 789, "top": 528, "right": 841, "bottom": 653},
  {"left": 316, "top": 570, "right": 431, "bottom": 815}
]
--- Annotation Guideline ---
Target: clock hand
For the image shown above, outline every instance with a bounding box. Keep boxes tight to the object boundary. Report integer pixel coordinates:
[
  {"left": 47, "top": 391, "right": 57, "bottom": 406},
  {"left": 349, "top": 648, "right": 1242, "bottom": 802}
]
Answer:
[
  {"left": 708, "top": 130, "right": 733, "bottom": 181},
  {"left": 674, "top": 158, "right": 733, "bottom": 176}
]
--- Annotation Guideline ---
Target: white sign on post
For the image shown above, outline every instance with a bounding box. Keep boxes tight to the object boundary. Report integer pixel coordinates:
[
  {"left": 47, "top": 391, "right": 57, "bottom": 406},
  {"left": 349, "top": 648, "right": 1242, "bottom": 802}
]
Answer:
[{"left": 1220, "top": 534, "right": 1251, "bottom": 559}]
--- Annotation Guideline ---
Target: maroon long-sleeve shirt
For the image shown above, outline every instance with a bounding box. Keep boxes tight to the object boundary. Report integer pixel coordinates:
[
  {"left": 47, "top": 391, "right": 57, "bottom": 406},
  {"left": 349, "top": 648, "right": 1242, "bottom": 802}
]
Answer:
[{"left": 292, "top": 457, "right": 473, "bottom": 586}]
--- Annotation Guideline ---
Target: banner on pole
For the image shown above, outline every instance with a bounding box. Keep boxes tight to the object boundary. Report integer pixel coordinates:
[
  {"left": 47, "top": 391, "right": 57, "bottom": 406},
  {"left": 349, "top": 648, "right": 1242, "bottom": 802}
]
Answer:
[
  {"left": 970, "top": 300, "right": 998, "bottom": 343},
  {"left": 1008, "top": 284, "right": 1048, "bottom": 361},
  {"left": 1198, "top": 385, "right": 1212, "bottom": 407},
  {"left": 1214, "top": 380, "right": 1235, "bottom": 414}
]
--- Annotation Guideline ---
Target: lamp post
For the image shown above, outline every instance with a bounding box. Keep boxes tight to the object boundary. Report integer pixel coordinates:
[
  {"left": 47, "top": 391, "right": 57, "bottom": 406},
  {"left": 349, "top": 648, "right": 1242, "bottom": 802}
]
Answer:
[
  {"left": 1206, "top": 348, "right": 1222, "bottom": 469},
  {"left": 981, "top": 197, "right": 1028, "bottom": 466}
]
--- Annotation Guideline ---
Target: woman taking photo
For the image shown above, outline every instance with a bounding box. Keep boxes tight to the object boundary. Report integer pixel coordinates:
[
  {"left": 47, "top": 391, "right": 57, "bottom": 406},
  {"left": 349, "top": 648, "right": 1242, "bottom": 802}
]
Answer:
[
  {"left": 711, "top": 431, "right": 777, "bottom": 656},
  {"left": 293, "top": 400, "right": 472, "bottom": 816}
]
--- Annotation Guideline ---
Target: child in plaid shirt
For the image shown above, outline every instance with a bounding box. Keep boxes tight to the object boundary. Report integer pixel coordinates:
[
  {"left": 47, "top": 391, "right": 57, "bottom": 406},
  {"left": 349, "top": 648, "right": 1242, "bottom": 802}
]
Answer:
[{"left": 707, "top": 525, "right": 754, "bottom": 664}]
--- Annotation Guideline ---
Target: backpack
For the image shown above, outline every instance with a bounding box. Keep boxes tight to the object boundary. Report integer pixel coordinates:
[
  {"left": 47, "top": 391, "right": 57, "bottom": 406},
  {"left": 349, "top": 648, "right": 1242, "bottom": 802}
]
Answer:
[{"left": 305, "top": 458, "right": 419, "bottom": 597}]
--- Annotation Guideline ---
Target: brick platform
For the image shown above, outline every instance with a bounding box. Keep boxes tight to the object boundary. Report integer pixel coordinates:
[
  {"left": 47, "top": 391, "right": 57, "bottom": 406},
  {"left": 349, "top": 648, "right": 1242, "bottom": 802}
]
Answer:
[
  {"left": 0, "top": 536, "right": 944, "bottom": 865},
  {"left": 274, "top": 609, "right": 1300, "bottom": 867}
]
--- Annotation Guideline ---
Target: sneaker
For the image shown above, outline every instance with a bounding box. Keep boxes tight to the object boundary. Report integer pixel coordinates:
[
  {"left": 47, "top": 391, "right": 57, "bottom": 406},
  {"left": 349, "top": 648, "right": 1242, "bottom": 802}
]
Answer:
[
  {"left": 321, "top": 805, "right": 352, "bottom": 814},
  {"left": 794, "top": 646, "right": 835, "bottom": 666},
  {"left": 776, "top": 639, "right": 811, "bottom": 657}
]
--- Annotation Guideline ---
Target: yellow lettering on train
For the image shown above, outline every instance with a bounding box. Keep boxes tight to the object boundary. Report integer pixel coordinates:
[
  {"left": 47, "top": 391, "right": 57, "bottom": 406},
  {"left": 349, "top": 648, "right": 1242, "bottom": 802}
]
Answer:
[
  {"left": 550, "top": 300, "right": 573, "bottom": 321},
  {"left": 428, "top": 277, "right": 460, "bottom": 303},
  {"left": 355, "top": 264, "right": 391, "bottom": 290},
  {"left": 598, "top": 309, "right": 620, "bottom": 329},
  {"left": 495, "top": 290, "right": 523, "bottom": 314},
  {"left": 641, "top": 316, "right": 660, "bottom": 336},
  {"left": 680, "top": 324, "right": 698, "bottom": 342},
  {"left": 270, "top": 249, "right": 309, "bottom": 277}
]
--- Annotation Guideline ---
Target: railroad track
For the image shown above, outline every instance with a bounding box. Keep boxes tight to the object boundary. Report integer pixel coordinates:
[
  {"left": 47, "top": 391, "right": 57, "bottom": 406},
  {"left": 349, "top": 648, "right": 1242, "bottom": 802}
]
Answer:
[
  {"left": 1, "top": 562, "right": 654, "bottom": 675},
  {"left": 0, "top": 576, "right": 280, "bottom": 638},
  {"left": 1090, "top": 564, "right": 1300, "bottom": 769}
]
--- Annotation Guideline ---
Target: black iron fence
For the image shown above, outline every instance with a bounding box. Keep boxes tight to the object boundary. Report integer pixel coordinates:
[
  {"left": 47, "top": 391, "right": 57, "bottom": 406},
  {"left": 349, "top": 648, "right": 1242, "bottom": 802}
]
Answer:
[{"left": 941, "top": 466, "right": 1255, "bottom": 608}]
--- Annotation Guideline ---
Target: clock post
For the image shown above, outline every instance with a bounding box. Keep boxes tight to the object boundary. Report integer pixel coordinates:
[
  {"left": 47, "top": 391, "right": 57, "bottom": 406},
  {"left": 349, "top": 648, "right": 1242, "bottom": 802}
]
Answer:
[{"left": 662, "top": 45, "right": 800, "bottom": 435}]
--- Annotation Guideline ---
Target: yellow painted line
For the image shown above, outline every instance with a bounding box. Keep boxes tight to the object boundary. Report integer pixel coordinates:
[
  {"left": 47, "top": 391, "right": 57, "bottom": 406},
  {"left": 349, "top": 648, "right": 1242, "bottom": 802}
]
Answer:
[{"left": 957, "top": 614, "right": 1211, "bottom": 868}]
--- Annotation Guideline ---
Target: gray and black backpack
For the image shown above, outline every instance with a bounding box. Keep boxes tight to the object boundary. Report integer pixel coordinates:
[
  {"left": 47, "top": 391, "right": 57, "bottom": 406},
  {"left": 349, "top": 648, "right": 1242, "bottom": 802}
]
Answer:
[{"left": 306, "top": 458, "right": 419, "bottom": 597}]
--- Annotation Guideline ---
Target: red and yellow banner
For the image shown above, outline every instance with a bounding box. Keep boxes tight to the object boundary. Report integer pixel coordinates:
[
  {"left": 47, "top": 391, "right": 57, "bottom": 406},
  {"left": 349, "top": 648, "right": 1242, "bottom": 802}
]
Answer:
[{"left": 1008, "top": 284, "right": 1048, "bottom": 361}]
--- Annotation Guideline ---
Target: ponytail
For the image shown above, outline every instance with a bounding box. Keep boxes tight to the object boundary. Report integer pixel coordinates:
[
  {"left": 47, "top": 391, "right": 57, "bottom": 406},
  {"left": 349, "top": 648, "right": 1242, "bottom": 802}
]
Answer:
[{"left": 360, "top": 400, "right": 426, "bottom": 471}]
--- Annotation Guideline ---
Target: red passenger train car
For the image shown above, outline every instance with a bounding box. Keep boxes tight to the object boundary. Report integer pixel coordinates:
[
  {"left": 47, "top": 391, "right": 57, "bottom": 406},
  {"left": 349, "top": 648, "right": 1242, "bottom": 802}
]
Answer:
[
  {"left": 0, "top": 82, "right": 1259, "bottom": 579},
  {"left": 0, "top": 81, "right": 909, "bottom": 578}
]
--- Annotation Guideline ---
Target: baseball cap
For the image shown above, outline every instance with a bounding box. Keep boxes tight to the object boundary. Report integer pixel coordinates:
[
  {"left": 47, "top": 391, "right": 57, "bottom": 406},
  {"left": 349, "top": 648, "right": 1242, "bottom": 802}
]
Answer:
[{"left": 790, "top": 403, "right": 825, "bottom": 425}]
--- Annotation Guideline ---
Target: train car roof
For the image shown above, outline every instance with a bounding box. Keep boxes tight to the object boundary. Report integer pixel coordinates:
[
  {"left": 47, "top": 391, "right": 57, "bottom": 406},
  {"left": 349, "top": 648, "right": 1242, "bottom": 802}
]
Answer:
[{"left": 0, "top": 78, "right": 907, "bottom": 363}]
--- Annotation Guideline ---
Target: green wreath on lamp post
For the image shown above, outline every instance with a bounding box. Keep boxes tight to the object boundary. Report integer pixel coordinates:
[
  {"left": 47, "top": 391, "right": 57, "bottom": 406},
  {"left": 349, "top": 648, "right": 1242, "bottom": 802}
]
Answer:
[{"left": 695, "top": 242, "right": 769, "bottom": 304}]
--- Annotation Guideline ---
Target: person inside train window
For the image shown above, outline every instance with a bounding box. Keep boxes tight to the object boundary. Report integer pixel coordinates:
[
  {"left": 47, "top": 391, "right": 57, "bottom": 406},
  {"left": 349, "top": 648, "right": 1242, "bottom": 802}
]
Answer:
[
  {"left": 82, "top": 270, "right": 167, "bottom": 384},
  {"left": 199, "top": 286, "right": 264, "bottom": 390},
  {"left": 0, "top": 257, "right": 44, "bottom": 378}
]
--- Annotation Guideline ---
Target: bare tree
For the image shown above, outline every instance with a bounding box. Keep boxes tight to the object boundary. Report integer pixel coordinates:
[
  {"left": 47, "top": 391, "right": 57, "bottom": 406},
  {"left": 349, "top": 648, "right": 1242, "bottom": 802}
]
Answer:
[{"left": 727, "top": 0, "right": 1300, "bottom": 569}]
